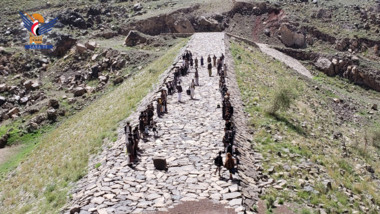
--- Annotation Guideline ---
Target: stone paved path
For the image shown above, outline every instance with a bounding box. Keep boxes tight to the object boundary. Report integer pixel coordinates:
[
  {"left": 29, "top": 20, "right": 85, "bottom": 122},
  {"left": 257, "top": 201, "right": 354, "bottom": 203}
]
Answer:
[
  {"left": 257, "top": 43, "right": 313, "bottom": 78},
  {"left": 67, "top": 33, "right": 245, "bottom": 214}
]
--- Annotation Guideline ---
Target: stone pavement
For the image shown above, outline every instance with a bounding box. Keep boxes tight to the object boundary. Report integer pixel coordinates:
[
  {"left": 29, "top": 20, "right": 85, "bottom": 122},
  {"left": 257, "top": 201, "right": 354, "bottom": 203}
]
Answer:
[{"left": 66, "top": 33, "right": 248, "bottom": 214}]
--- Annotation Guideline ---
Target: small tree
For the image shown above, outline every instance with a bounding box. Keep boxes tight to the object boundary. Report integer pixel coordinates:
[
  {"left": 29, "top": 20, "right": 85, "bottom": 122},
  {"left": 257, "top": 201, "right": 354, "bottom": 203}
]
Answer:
[{"left": 268, "top": 78, "right": 300, "bottom": 115}]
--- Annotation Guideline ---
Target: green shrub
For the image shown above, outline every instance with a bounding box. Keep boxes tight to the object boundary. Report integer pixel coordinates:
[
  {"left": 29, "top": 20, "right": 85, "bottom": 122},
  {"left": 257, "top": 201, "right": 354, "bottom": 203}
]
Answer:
[{"left": 268, "top": 78, "right": 300, "bottom": 115}]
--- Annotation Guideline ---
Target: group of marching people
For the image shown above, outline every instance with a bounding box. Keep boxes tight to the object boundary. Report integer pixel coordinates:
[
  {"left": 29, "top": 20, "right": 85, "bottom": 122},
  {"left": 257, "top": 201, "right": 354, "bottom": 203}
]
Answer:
[
  {"left": 124, "top": 89, "right": 169, "bottom": 166},
  {"left": 125, "top": 50, "right": 197, "bottom": 166},
  {"left": 213, "top": 54, "right": 241, "bottom": 180},
  {"left": 174, "top": 50, "right": 199, "bottom": 102}
]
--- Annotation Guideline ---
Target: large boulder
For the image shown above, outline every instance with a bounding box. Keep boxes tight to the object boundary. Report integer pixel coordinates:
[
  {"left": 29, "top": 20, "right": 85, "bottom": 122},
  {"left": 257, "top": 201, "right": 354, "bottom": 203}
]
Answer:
[
  {"left": 173, "top": 17, "right": 195, "bottom": 34},
  {"left": 58, "top": 10, "right": 87, "bottom": 29},
  {"left": 315, "top": 57, "right": 334, "bottom": 76},
  {"left": 26, "top": 122, "right": 39, "bottom": 133},
  {"left": 31, "top": 113, "right": 47, "bottom": 124},
  {"left": 76, "top": 43, "right": 87, "bottom": 54},
  {"left": 51, "top": 34, "right": 77, "bottom": 57},
  {"left": 335, "top": 38, "right": 350, "bottom": 51},
  {"left": 19, "top": 96, "right": 29, "bottom": 105},
  {"left": 197, "top": 16, "right": 221, "bottom": 32},
  {"left": 47, "top": 108, "right": 58, "bottom": 121},
  {"left": 73, "top": 87, "right": 86, "bottom": 97},
  {"left": 24, "top": 80, "right": 40, "bottom": 90},
  {"left": 134, "top": 3, "right": 143, "bottom": 12},
  {"left": 7, "top": 107, "right": 20, "bottom": 117},
  {"left": 31, "top": 82, "right": 40, "bottom": 90},
  {"left": 278, "top": 24, "right": 306, "bottom": 48},
  {"left": 48, "top": 99, "right": 60, "bottom": 109},
  {"left": 113, "top": 76, "right": 124, "bottom": 85},
  {"left": 124, "top": 30, "right": 149, "bottom": 47},
  {"left": 85, "top": 41, "right": 97, "bottom": 51},
  {"left": 23, "top": 80, "right": 33, "bottom": 90}
]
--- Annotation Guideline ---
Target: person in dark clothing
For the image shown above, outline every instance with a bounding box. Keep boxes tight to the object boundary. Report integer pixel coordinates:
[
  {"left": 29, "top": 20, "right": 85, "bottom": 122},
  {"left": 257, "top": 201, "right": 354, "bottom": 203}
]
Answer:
[
  {"left": 213, "top": 55, "right": 217, "bottom": 67},
  {"left": 224, "top": 153, "right": 235, "bottom": 180},
  {"left": 124, "top": 122, "right": 132, "bottom": 138},
  {"left": 214, "top": 151, "right": 224, "bottom": 177},
  {"left": 133, "top": 127, "right": 139, "bottom": 158},
  {"left": 201, "top": 56, "right": 204, "bottom": 67},
  {"left": 195, "top": 68, "right": 199, "bottom": 86},
  {"left": 226, "top": 143, "right": 233, "bottom": 155},
  {"left": 166, "top": 82, "right": 172, "bottom": 95},
  {"left": 161, "top": 90, "right": 168, "bottom": 113},
  {"left": 147, "top": 104, "right": 154, "bottom": 126},
  {"left": 217, "top": 59, "right": 223, "bottom": 74},
  {"left": 208, "top": 62, "right": 212, "bottom": 77},
  {"left": 157, "top": 98, "right": 162, "bottom": 118},
  {"left": 127, "top": 133, "right": 134, "bottom": 165},
  {"left": 176, "top": 83, "right": 183, "bottom": 102},
  {"left": 139, "top": 114, "right": 145, "bottom": 138},
  {"left": 223, "top": 136, "right": 229, "bottom": 151}
]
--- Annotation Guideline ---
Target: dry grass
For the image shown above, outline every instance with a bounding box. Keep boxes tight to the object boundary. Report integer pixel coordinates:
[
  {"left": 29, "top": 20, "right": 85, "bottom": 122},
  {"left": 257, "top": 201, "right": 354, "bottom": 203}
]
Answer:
[{"left": 0, "top": 38, "right": 188, "bottom": 214}]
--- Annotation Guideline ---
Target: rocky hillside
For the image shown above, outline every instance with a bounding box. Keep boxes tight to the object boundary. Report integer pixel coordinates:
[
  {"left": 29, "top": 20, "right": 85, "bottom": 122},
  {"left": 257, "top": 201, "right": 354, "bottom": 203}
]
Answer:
[{"left": 0, "top": 0, "right": 379, "bottom": 213}]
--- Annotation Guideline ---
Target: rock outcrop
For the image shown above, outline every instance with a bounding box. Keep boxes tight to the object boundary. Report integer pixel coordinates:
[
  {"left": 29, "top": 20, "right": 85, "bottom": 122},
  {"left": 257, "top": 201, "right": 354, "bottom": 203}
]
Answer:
[
  {"left": 315, "top": 57, "right": 334, "bottom": 76},
  {"left": 278, "top": 24, "right": 306, "bottom": 49},
  {"left": 124, "top": 31, "right": 149, "bottom": 46}
]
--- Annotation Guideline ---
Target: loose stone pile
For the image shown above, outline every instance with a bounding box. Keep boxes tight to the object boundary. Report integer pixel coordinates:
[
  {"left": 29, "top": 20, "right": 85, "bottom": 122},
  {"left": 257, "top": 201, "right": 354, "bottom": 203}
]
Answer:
[{"left": 66, "top": 33, "right": 268, "bottom": 214}]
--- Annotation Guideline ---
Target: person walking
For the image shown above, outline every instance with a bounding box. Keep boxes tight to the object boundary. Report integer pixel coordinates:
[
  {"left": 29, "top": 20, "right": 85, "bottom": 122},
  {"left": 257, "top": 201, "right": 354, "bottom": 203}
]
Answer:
[
  {"left": 133, "top": 126, "right": 139, "bottom": 158},
  {"left": 207, "top": 55, "right": 211, "bottom": 65},
  {"left": 156, "top": 98, "right": 162, "bottom": 118},
  {"left": 213, "top": 55, "right": 217, "bottom": 67},
  {"left": 190, "top": 79, "right": 195, "bottom": 99},
  {"left": 214, "top": 151, "right": 224, "bottom": 177},
  {"left": 201, "top": 56, "right": 204, "bottom": 67},
  {"left": 126, "top": 133, "right": 134, "bottom": 165},
  {"left": 139, "top": 115, "right": 145, "bottom": 138},
  {"left": 195, "top": 68, "right": 199, "bottom": 86},
  {"left": 124, "top": 122, "right": 132, "bottom": 139},
  {"left": 224, "top": 153, "right": 235, "bottom": 180},
  {"left": 176, "top": 83, "right": 183, "bottom": 102},
  {"left": 208, "top": 62, "right": 212, "bottom": 77},
  {"left": 195, "top": 57, "right": 198, "bottom": 69},
  {"left": 161, "top": 89, "right": 168, "bottom": 113}
]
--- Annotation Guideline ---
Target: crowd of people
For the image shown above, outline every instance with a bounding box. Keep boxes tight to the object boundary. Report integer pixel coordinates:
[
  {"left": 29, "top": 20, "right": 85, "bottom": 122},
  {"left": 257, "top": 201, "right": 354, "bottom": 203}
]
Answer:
[
  {"left": 213, "top": 53, "right": 241, "bottom": 180},
  {"left": 124, "top": 50, "right": 200, "bottom": 166},
  {"left": 124, "top": 49, "right": 241, "bottom": 180}
]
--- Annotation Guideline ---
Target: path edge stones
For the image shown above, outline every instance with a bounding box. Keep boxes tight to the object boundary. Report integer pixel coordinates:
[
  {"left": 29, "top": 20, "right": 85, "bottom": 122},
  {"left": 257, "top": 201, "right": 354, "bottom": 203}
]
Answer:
[{"left": 224, "top": 34, "right": 266, "bottom": 212}]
